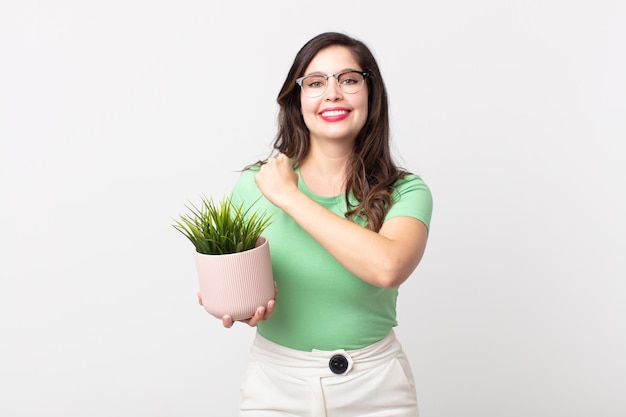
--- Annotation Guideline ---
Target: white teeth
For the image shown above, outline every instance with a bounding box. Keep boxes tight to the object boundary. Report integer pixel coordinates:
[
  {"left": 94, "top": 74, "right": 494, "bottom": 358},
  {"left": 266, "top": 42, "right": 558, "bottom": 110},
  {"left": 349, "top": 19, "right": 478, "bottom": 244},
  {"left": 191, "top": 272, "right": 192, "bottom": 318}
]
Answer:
[{"left": 321, "top": 110, "right": 348, "bottom": 117}]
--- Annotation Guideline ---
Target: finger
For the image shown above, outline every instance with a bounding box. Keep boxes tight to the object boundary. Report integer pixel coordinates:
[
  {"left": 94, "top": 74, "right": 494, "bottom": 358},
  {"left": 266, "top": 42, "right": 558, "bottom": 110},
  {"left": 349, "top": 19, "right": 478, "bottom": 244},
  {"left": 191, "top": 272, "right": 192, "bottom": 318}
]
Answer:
[
  {"left": 222, "top": 315, "right": 234, "bottom": 328},
  {"left": 247, "top": 306, "right": 266, "bottom": 327},
  {"left": 197, "top": 291, "right": 203, "bottom": 306},
  {"left": 264, "top": 300, "right": 275, "bottom": 320}
]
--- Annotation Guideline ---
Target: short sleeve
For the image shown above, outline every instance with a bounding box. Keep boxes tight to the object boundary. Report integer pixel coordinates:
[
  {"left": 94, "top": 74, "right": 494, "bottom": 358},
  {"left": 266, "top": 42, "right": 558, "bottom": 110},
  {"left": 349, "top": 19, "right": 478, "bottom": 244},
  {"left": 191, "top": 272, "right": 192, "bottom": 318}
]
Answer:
[
  {"left": 385, "top": 174, "right": 433, "bottom": 231},
  {"left": 229, "top": 166, "right": 262, "bottom": 209}
]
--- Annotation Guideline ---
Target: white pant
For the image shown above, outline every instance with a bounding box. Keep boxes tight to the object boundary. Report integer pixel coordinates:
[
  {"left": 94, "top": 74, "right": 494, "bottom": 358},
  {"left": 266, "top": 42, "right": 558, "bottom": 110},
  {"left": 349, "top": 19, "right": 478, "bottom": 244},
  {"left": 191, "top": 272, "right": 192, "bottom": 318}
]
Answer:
[{"left": 239, "top": 331, "right": 419, "bottom": 417}]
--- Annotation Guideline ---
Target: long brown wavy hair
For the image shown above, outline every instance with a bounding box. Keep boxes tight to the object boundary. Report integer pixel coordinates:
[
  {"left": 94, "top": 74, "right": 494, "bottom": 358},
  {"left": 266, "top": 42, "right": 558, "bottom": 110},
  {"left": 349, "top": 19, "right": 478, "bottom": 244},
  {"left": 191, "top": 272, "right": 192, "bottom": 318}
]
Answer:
[{"left": 254, "top": 32, "right": 407, "bottom": 232}]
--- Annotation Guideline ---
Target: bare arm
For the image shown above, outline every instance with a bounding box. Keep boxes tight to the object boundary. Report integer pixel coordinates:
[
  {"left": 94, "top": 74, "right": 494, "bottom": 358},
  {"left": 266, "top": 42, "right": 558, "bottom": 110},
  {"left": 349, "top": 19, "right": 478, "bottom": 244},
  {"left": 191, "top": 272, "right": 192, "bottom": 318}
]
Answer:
[{"left": 255, "top": 154, "right": 429, "bottom": 288}]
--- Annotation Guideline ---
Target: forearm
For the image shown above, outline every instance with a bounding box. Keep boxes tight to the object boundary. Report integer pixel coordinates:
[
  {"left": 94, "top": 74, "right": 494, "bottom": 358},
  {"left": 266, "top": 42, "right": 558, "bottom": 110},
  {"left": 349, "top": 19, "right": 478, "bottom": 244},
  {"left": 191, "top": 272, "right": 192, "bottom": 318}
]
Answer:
[
  {"left": 253, "top": 154, "right": 428, "bottom": 286},
  {"left": 280, "top": 190, "right": 423, "bottom": 288}
]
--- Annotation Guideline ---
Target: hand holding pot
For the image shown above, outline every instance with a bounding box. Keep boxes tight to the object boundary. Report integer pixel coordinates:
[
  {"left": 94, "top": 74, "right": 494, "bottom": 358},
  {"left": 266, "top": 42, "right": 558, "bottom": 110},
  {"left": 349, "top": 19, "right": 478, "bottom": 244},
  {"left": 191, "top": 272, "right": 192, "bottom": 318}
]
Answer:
[{"left": 197, "top": 280, "right": 278, "bottom": 328}]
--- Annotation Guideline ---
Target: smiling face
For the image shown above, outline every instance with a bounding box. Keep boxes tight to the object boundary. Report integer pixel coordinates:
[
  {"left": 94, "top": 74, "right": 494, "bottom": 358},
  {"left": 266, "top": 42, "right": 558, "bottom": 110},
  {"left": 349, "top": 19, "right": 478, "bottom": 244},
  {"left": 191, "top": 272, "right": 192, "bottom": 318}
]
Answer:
[{"left": 300, "top": 45, "right": 369, "bottom": 146}]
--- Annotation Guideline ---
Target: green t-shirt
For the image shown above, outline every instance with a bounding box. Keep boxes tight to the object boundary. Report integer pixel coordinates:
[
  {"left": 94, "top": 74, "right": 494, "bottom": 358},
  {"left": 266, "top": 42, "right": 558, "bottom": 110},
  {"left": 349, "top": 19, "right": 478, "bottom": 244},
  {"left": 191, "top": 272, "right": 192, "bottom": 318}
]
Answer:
[{"left": 230, "top": 167, "right": 433, "bottom": 351}]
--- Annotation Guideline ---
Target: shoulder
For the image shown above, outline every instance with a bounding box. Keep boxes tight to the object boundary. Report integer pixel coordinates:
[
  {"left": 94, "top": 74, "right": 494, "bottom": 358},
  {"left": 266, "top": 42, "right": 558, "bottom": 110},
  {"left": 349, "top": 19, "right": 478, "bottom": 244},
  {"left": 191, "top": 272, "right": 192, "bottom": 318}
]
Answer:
[
  {"left": 387, "top": 172, "right": 433, "bottom": 229},
  {"left": 230, "top": 165, "right": 263, "bottom": 200},
  {"left": 392, "top": 173, "right": 432, "bottom": 199},
  {"left": 237, "top": 164, "right": 262, "bottom": 182}
]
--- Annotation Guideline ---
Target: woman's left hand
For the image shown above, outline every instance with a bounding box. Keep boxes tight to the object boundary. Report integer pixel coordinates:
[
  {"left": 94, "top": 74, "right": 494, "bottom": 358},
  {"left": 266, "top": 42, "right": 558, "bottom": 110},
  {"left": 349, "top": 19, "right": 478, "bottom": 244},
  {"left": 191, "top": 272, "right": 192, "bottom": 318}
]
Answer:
[{"left": 255, "top": 153, "right": 299, "bottom": 209}]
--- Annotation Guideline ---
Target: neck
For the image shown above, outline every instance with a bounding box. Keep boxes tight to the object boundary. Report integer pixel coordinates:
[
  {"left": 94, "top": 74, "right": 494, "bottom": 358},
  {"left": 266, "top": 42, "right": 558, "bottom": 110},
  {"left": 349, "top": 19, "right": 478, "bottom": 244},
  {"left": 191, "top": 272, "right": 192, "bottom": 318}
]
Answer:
[{"left": 299, "top": 142, "right": 352, "bottom": 197}]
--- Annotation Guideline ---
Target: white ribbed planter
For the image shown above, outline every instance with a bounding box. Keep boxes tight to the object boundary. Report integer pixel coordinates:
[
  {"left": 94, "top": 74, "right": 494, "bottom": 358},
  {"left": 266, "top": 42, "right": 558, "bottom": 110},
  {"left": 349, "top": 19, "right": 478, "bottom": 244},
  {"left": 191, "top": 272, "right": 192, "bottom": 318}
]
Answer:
[{"left": 194, "top": 236, "right": 274, "bottom": 321}]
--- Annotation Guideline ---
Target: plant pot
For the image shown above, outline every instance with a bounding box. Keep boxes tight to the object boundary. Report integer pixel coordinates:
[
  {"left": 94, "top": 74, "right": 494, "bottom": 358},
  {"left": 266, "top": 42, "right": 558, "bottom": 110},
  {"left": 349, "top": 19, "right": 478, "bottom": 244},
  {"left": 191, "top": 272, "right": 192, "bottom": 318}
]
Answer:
[{"left": 194, "top": 236, "right": 274, "bottom": 321}]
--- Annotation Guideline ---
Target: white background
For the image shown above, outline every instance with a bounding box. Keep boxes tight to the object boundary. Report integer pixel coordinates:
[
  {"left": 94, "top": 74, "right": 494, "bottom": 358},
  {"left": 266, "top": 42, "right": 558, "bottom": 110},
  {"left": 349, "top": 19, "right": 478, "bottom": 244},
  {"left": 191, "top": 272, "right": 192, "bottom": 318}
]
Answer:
[{"left": 1, "top": 1, "right": 625, "bottom": 416}]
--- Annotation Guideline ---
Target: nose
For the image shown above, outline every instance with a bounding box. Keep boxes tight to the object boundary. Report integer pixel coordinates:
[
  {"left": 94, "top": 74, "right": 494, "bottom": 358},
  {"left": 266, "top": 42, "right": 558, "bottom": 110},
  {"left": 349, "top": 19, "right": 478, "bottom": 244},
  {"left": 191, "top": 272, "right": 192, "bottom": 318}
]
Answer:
[{"left": 324, "top": 77, "right": 342, "bottom": 101}]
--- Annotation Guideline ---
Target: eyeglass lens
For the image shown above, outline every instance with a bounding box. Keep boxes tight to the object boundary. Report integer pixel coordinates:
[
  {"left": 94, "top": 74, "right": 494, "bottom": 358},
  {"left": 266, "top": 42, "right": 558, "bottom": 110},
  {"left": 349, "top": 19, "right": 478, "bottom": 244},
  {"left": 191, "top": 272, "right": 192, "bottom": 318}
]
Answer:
[{"left": 300, "top": 72, "right": 365, "bottom": 97}]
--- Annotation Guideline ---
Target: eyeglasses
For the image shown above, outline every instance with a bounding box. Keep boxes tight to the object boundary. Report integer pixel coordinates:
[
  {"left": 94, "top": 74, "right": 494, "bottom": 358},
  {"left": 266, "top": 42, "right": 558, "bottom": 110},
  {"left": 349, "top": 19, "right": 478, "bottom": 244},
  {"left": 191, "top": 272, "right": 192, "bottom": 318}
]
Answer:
[{"left": 295, "top": 70, "right": 368, "bottom": 98}]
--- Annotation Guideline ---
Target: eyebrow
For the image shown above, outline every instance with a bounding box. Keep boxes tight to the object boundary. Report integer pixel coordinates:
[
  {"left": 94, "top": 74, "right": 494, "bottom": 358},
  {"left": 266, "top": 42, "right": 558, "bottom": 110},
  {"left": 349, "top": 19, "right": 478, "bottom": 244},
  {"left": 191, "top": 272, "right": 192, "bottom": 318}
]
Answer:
[{"left": 303, "top": 68, "right": 363, "bottom": 77}]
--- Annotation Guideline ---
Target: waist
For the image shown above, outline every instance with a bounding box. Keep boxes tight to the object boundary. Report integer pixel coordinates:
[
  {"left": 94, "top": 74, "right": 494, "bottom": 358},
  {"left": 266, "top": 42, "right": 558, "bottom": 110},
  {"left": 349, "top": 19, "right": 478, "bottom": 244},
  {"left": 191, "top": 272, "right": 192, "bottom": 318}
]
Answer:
[{"left": 249, "top": 330, "right": 403, "bottom": 377}]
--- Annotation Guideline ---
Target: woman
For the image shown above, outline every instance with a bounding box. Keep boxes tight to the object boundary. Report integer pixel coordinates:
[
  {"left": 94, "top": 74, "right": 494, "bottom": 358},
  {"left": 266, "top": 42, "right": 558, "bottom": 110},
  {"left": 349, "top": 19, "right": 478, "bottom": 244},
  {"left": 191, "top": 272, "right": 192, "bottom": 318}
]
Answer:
[{"left": 202, "top": 32, "right": 432, "bottom": 416}]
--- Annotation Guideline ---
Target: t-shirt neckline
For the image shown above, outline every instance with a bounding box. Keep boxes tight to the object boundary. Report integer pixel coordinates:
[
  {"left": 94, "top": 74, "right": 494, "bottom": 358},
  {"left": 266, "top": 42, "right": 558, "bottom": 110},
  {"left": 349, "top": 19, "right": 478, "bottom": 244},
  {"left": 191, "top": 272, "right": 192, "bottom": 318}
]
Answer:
[{"left": 295, "top": 167, "right": 344, "bottom": 204}]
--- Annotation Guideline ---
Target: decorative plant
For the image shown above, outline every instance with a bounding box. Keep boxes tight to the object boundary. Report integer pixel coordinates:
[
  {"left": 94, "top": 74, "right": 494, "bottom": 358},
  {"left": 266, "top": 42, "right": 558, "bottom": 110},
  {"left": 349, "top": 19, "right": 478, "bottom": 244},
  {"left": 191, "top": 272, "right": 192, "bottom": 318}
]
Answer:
[{"left": 173, "top": 195, "right": 273, "bottom": 255}]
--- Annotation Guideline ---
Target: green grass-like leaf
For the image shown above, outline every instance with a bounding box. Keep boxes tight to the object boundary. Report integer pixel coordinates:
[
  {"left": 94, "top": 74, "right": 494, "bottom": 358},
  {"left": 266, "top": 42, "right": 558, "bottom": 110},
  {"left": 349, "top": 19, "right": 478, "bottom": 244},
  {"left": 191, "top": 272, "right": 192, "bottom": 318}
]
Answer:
[{"left": 172, "top": 195, "right": 273, "bottom": 255}]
